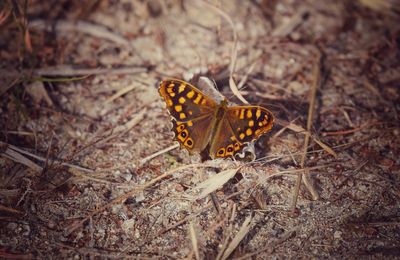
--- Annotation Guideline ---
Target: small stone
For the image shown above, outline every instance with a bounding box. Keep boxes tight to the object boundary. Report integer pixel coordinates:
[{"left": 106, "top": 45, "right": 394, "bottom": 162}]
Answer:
[
  {"left": 135, "top": 192, "right": 145, "bottom": 203},
  {"left": 7, "top": 222, "right": 17, "bottom": 230},
  {"left": 174, "top": 183, "right": 184, "bottom": 192},
  {"left": 122, "top": 218, "right": 135, "bottom": 233},
  {"left": 334, "top": 231, "right": 342, "bottom": 239},
  {"left": 135, "top": 229, "right": 140, "bottom": 239},
  {"left": 122, "top": 173, "right": 132, "bottom": 182},
  {"left": 48, "top": 220, "right": 56, "bottom": 229},
  {"left": 22, "top": 224, "right": 30, "bottom": 236}
]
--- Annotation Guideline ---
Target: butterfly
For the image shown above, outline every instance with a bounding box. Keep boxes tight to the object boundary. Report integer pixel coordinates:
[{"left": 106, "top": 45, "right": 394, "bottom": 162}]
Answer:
[{"left": 159, "top": 78, "right": 274, "bottom": 159}]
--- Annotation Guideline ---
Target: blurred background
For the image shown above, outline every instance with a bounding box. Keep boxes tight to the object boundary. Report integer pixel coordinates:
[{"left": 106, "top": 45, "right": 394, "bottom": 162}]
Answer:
[{"left": 0, "top": 0, "right": 399, "bottom": 259}]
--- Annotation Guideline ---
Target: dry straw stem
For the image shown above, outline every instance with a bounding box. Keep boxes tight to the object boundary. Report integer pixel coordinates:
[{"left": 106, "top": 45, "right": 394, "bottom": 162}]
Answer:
[
  {"left": 188, "top": 221, "right": 201, "bottom": 260},
  {"left": 0, "top": 66, "right": 147, "bottom": 98},
  {"left": 218, "top": 215, "right": 253, "bottom": 260},
  {"left": 0, "top": 8, "right": 11, "bottom": 26},
  {"left": 1, "top": 142, "right": 93, "bottom": 173},
  {"left": 321, "top": 120, "right": 381, "bottom": 136},
  {"left": 1, "top": 146, "right": 42, "bottom": 172},
  {"left": 0, "top": 66, "right": 147, "bottom": 83},
  {"left": 33, "top": 66, "right": 147, "bottom": 77},
  {"left": 25, "top": 81, "right": 54, "bottom": 107},
  {"left": 64, "top": 163, "right": 207, "bottom": 235},
  {"left": 0, "top": 204, "right": 22, "bottom": 215},
  {"left": 139, "top": 143, "right": 180, "bottom": 166},
  {"left": 30, "top": 19, "right": 132, "bottom": 47},
  {"left": 188, "top": 167, "right": 239, "bottom": 200},
  {"left": 291, "top": 52, "right": 322, "bottom": 212},
  {"left": 199, "top": 1, "right": 249, "bottom": 104},
  {"left": 105, "top": 81, "right": 145, "bottom": 103},
  {"left": 274, "top": 118, "right": 337, "bottom": 158}
]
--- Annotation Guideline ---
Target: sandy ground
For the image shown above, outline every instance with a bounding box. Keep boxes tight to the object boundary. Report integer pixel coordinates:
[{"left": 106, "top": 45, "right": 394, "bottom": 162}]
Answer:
[{"left": 1, "top": 0, "right": 400, "bottom": 259}]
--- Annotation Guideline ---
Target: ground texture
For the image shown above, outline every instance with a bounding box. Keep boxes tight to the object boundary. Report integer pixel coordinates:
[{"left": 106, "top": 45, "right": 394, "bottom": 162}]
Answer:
[{"left": 0, "top": 0, "right": 399, "bottom": 259}]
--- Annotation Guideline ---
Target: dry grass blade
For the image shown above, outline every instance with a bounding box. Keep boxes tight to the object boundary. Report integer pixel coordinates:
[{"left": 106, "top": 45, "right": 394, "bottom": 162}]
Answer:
[
  {"left": 24, "top": 27, "right": 33, "bottom": 53},
  {"left": 275, "top": 118, "right": 336, "bottom": 158},
  {"left": 1, "top": 142, "right": 93, "bottom": 173},
  {"left": 188, "top": 221, "right": 200, "bottom": 260},
  {"left": 229, "top": 77, "right": 249, "bottom": 104},
  {"left": 291, "top": 52, "right": 321, "bottom": 212},
  {"left": 106, "top": 82, "right": 143, "bottom": 104},
  {"left": 0, "top": 204, "right": 22, "bottom": 215},
  {"left": 25, "top": 81, "right": 54, "bottom": 106},
  {"left": 139, "top": 143, "right": 180, "bottom": 166},
  {"left": 0, "top": 9, "right": 11, "bottom": 26},
  {"left": 2, "top": 147, "right": 42, "bottom": 172},
  {"left": 190, "top": 168, "right": 239, "bottom": 200},
  {"left": 30, "top": 19, "right": 131, "bottom": 46},
  {"left": 200, "top": 1, "right": 249, "bottom": 104},
  {"left": 219, "top": 215, "right": 252, "bottom": 260},
  {"left": 313, "top": 138, "right": 337, "bottom": 158},
  {"left": 32, "top": 65, "right": 147, "bottom": 77}
]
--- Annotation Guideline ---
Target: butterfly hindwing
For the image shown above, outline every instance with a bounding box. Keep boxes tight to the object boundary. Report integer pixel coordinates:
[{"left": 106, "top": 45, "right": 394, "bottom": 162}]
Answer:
[
  {"left": 172, "top": 115, "right": 215, "bottom": 153},
  {"left": 159, "top": 79, "right": 216, "bottom": 122},
  {"left": 209, "top": 115, "right": 245, "bottom": 158},
  {"left": 226, "top": 106, "right": 274, "bottom": 144}
]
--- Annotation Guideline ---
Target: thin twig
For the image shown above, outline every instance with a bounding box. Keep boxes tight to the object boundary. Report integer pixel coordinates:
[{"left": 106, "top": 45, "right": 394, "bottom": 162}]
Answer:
[
  {"left": 0, "top": 66, "right": 147, "bottom": 79},
  {"left": 291, "top": 52, "right": 321, "bottom": 213},
  {"left": 139, "top": 143, "right": 180, "bottom": 166},
  {"left": 1, "top": 142, "right": 93, "bottom": 173},
  {"left": 30, "top": 19, "right": 131, "bottom": 46}
]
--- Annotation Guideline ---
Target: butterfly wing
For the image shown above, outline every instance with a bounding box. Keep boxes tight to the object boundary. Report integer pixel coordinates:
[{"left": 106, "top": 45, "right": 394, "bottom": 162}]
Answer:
[
  {"left": 210, "top": 106, "right": 274, "bottom": 158},
  {"left": 159, "top": 79, "right": 218, "bottom": 152}
]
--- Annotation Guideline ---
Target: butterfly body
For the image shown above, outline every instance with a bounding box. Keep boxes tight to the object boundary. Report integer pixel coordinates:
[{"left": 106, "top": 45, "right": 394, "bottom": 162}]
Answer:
[{"left": 159, "top": 79, "right": 274, "bottom": 159}]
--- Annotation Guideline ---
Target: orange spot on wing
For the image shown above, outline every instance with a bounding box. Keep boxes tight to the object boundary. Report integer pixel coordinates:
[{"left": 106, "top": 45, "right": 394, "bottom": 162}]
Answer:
[
  {"left": 187, "top": 91, "right": 195, "bottom": 98},
  {"left": 247, "top": 110, "right": 252, "bottom": 118},
  {"left": 175, "top": 105, "right": 182, "bottom": 112},
  {"left": 179, "top": 97, "right": 186, "bottom": 104},
  {"left": 246, "top": 128, "right": 252, "bottom": 136},
  {"left": 179, "top": 113, "right": 186, "bottom": 119}
]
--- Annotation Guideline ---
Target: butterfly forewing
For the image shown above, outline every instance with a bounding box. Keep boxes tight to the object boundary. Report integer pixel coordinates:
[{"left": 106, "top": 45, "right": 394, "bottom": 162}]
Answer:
[
  {"left": 159, "top": 79, "right": 217, "bottom": 153},
  {"left": 159, "top": 79, "right": 216, "bottom": 122}
]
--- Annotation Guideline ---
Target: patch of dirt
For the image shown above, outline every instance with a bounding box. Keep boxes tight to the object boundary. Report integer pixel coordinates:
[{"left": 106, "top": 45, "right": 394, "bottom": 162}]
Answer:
[{"left": 1, "top": 0, "right": 399, "bottom": 259}]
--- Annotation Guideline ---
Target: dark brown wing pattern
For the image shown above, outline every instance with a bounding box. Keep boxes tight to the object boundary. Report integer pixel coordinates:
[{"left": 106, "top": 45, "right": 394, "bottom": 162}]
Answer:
[
  {"left": 210, "top": 106, "right": 274, "bottom": 158},
  {"left": 159, "top": 79, "right": 217, "bottom": 153}
]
